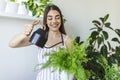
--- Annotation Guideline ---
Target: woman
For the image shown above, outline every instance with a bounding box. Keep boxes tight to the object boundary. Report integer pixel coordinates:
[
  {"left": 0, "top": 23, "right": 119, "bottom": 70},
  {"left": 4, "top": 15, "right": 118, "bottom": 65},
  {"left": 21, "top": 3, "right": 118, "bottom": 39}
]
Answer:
[{"left": 9, "top": 4, "right": 73, "bottom": 80}]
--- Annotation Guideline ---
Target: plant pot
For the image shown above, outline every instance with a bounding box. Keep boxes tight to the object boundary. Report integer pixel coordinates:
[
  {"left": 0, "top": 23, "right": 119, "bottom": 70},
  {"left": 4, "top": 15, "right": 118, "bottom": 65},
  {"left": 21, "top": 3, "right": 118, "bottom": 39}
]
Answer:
[
  {"left": 0, "top": 0, "right": 6, "bottom": 12},
  {"left": 5, "top": 1, "right": 19, "bottom": 14},
  {"left": 59, "top": 71, "right": 74, "bottom": 80},
  {"left": 18, "top": 3, "right": 29, "bottom": 15}
]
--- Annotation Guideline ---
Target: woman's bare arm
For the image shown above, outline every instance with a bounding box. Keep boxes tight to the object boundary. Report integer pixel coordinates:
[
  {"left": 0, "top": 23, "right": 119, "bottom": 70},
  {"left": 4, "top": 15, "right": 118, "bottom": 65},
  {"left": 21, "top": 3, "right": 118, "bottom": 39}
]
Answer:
[
  {"left": 9, "top": 20, "right": 40, "bottom": 48},
  {"left": 9, "top": 32, "right": 32, "bottom": 48}
]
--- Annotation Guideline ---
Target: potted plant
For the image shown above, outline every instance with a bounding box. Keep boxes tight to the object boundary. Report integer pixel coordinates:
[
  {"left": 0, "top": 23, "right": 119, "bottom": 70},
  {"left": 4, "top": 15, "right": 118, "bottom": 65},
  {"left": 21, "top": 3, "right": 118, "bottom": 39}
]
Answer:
[
  {"left": 18, "top": 1, "right": 29, "bottom": 15},
  {"left": 84, "top": 14, "right": 120, "bottom": 80},
  {"left": 0, "top": 0, "right": 6, "bottom": 12},
  {"left": 22, "top": 0, "right": 53, "bottom": 17},
  {"left": 41, "top": 39, "right": 91, "bottom": 80},
  {"left": 5, "top": 0, "right": 19, "bottom": 14}
]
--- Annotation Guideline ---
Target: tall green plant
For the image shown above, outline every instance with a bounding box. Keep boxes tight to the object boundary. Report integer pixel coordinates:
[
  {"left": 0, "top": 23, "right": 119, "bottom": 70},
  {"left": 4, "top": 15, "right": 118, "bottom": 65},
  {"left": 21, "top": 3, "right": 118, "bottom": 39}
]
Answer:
[{"left": 85, "top": 14, "right": 120, "bottom": 80}]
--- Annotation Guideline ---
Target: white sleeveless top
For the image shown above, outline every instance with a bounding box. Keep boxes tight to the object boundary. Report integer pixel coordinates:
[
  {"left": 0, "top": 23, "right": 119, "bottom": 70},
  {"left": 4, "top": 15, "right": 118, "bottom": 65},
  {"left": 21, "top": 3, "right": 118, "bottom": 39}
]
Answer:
[{"left": 36, "top": 34, "right": 73, "bottom": 80}]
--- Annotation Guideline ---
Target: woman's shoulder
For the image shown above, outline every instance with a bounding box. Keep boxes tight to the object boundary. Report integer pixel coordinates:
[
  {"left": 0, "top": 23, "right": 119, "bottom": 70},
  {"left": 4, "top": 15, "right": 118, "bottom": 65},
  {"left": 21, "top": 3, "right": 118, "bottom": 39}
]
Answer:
[
  {"left": 62, "top": 34, "right": 73, "bottom": 48},
  {"left": 62, "top": 34, "right": 72, "bottom": 42}
]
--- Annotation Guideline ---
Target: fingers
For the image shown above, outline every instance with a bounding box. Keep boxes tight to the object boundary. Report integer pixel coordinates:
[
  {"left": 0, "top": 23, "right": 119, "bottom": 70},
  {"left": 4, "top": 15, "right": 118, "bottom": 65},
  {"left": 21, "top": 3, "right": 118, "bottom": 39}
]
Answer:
[
  {"left": 23, "top": 20, "right": 41, "bottom": 36},
  {"left": 23, "top": 24, "right": 33, "bottom": 36}
]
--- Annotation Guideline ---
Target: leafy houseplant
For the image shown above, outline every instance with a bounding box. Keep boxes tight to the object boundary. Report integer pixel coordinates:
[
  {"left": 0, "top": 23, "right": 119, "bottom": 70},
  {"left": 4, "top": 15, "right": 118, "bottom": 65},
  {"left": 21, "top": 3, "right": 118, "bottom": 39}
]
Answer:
[
  {"left": 22, "top": 0, "right": 53, "bottom": 17},
  {"left": 85, "top": 14, "right": 120, "bottom": 80},
  {"left": 41, "top": 39, "right": 91, "bottom": 80}
]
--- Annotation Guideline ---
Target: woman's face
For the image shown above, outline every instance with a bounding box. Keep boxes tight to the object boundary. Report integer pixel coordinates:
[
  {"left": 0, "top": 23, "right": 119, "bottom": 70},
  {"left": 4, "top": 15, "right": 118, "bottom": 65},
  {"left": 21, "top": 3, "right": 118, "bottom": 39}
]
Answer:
[{"left": 46, "top": 10, "right": 61, "bottom": 32}]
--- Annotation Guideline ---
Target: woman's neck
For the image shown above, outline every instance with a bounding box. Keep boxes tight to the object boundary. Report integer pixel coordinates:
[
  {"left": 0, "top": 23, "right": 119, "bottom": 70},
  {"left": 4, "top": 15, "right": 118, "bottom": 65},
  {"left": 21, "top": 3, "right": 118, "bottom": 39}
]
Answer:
[{"left": 48, "top": 31, "right": 61, "bottom": 38}]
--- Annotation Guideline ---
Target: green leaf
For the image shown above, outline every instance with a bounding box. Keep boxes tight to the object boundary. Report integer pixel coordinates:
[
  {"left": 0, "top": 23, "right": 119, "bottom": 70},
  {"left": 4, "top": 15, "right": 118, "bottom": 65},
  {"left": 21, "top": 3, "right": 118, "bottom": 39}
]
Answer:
[
  {"left": 92, "top": 24, "right": 102, "bottom": 32},
  {"left": 107, "top": 41, "right": 112, "bottom": 50},
  {"left": 93, "top": 24, "right": 99, "bottom": 28},
  {"left": 102, "top": 31, "right": 109, "bottom": 40},
  {"left": 115, "top": 29, "right": 120, "bottom": 37},
  {"left": 92, "top": 20, "right": 101, "bottom": 26},
  {"left": 97, "top": 36, "right": 103, "bottom": 48},
  {"left": 97, "top": 27, "right": 103, "bottom": 32},
  {"left": 97, "top": 55, "right": 108, "bottom": 67},
  {"left": 99, "top": 17, "right": 104, "bottom": 24},
  {"left": 32, "top": 10, "right": 37, "bottom": 16},
  {"left": 105, "top": 22, "right": 113, "bottom": 30},
  {"left": 116, "top": 46, "right": 120, "bottom": 55},
  {"left": 104, "top": 14, "right": 109, "bottom": 22},
  {"left": 90, "top": 27, "right": 97, "bottom": 30},
  {"left": 111, "top": 37, "right": 120, "bottom": 44},
  {"left": 90, "top": 31, "right": 99, "bottom": 39},
  {"left": 100, "top": 44, "right": 108, "bottom": 57},
  {"left": 110, "top": 47, "right": 120, "bottom": 65}
]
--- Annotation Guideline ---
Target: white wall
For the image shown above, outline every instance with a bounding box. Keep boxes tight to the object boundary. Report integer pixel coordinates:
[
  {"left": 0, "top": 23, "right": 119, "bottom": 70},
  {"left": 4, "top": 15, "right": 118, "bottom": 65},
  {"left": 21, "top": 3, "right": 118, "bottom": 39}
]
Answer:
[
  {"left": 0, "top": 0, "right": 120, "bottom": 80},
  {"left": 0, "top": 17, "right": 38, "bottom": 80},
  {"left": 53, "top": 0, "right": 120, "bottom": 41}
]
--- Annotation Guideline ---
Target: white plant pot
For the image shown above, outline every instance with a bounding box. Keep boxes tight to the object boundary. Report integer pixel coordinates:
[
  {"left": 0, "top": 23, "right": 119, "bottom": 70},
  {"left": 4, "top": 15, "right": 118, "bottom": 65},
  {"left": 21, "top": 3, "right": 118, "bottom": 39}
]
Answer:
[
  {"left": 0, "top": 0, "right": 6, "bottom": 12},
  {"left": 5, "top": 2, "right": 19, "bottom": 14},
  {"left": 18, "top": 3, "right": 29, "bottom": 15}
]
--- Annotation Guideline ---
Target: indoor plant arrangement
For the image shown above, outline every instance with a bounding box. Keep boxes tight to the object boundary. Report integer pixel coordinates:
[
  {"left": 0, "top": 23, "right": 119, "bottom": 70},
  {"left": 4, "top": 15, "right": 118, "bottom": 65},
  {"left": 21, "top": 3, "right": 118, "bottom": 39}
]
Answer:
[{"left": 40, "top": 14, "right": 120, "bottom": 80}]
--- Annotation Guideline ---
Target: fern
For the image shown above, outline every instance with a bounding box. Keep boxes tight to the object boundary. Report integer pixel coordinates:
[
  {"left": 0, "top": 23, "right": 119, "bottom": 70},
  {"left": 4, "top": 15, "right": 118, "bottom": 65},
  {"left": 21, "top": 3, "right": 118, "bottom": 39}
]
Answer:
[
  {"left": 97, "top": 55, "right": 120, "bottom": 80},
  {"left": 41, "top": 39, "right": 91, "bottom": 80}
]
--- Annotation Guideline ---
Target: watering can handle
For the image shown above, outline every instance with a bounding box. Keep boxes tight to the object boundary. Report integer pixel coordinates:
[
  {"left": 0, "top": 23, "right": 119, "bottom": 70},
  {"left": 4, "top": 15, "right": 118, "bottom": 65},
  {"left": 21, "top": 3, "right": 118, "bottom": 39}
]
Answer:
[
  {"left": 32, "top": 20, "right": 40, "bottom": 28},
  {"left": 31, "top": 20, "right": 46, "bottom": 30}
]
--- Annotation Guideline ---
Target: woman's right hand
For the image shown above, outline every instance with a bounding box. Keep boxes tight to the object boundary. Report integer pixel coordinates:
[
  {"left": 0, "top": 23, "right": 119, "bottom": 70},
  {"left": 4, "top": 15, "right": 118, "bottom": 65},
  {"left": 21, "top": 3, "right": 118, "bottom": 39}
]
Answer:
[
  {"left": 23, "top": 20, "right": 40, "bottom": 36},
  {"left": 23, "top": 24, "right": 34, "bottom": 36}
]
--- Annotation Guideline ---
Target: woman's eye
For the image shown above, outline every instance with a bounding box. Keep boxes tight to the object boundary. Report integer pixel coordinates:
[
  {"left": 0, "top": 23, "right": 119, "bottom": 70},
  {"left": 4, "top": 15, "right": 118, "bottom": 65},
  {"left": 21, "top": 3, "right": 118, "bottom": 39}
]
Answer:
[
  {"left": 47, "top": 18, "right": 52, "bottom": 20},
  {"left": 56, "top": 16, "right": 60, "bottom": 19}
]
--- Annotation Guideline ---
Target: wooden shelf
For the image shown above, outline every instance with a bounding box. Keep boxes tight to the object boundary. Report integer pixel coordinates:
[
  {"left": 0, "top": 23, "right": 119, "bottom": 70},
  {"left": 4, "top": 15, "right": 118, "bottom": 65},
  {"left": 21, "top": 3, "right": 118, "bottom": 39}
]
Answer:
[{"left": 0, "top": 12, "right": 41, "bottom": 21}]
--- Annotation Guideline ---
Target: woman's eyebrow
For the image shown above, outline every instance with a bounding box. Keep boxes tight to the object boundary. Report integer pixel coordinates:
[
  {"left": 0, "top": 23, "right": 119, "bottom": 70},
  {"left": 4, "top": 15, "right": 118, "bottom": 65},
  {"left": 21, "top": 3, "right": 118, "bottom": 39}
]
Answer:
[
  {"left": 55, "top": 15, "right": 60, "bottom": 17},
  {"left": 47, "top": 15, "right": 52, "bottom": 17},
  {"left": 47, "top": 14, "right": 60, "bottom": 17}
]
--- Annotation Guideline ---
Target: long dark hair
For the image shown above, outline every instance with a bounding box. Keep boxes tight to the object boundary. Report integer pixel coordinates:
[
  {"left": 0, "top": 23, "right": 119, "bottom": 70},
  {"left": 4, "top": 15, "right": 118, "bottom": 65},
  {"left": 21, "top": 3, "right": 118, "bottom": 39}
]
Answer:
[{"left": 43, "top": 4, "right": 66, "bottom": 34}]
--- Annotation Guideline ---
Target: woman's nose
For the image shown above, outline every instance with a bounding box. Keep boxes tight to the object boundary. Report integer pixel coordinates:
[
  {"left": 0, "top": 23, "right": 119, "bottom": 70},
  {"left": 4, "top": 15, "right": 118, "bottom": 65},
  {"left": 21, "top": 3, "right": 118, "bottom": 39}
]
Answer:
[{"left": 52, "top": 18, "right": 57, "bottom": 22}]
